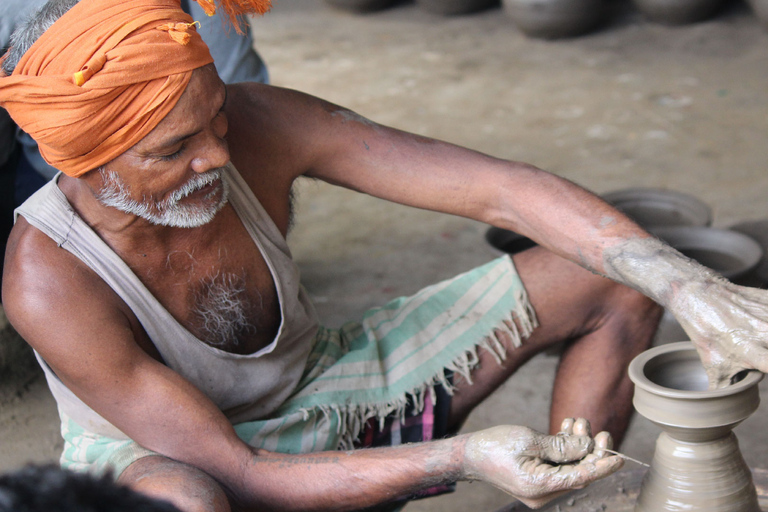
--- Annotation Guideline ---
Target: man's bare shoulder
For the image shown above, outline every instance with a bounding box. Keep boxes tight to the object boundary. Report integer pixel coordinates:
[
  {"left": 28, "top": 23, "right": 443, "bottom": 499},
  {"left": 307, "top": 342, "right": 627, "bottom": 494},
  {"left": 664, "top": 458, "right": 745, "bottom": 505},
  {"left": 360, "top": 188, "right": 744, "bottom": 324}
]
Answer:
[
  {"left": 225, "top": 82, "right": 354, "bottom": 176},
  {"left": 2, "top": 217, "right": 132, "bottom": 355}
]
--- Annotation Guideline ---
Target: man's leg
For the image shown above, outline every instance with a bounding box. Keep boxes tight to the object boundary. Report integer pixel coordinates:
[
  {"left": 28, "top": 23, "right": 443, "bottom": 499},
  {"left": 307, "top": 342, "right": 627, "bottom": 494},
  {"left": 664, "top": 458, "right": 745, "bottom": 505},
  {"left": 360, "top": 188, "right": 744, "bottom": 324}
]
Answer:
[
  {"left": 118, "top": 456, "right": 232, "bottom": 512},
  {"left": 448, "top": 246, "right": 663, "bottom": 445}
]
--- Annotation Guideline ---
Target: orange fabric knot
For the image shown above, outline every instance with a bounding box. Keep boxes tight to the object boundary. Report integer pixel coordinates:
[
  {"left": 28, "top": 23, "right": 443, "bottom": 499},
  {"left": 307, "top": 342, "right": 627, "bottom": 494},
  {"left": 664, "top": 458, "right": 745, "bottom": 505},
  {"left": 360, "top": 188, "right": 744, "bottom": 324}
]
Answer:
[
  {"left": 73, "top": 53, "right": 108, "bottom": 86},
  {"left": 156, "top": 21, "right": 200, "bottom": 45},
  {"left": 193, "top": 0, "right": 273, "bottom": 34},
  {"left": 195, "top": 0, "right": 217, "bottom": 16},
  {"left": 0, "top": 0, "right": 214, "bottom": 178}
]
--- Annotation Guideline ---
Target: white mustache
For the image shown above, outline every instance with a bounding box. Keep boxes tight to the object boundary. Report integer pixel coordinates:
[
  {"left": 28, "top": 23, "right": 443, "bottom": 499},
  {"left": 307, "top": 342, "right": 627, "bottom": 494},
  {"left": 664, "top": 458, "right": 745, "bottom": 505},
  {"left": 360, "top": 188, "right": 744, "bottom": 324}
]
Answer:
[{"left": 167, "top": 169, "right": 224, "bottom": 204}]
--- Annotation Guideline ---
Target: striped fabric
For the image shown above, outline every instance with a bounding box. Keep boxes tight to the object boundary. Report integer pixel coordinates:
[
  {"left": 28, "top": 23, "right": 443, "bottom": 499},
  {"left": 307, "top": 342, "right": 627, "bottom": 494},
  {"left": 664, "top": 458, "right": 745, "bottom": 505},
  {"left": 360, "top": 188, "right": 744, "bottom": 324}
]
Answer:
[{"left": 60, "top": 255, "right": 537, "bottom": 479}]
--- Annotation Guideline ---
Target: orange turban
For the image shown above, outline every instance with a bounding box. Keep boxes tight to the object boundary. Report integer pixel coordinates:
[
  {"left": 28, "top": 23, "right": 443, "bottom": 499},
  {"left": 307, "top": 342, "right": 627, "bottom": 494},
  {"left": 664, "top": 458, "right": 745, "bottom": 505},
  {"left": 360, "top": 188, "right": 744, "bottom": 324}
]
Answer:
[{"left": 0, "top": 0, "right": 271, "bottom": 178}]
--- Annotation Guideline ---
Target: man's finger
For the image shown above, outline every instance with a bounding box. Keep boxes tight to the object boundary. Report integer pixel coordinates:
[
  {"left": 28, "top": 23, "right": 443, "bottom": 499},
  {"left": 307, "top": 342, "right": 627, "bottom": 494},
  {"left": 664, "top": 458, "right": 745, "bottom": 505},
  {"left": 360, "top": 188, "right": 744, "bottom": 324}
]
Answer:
[
  {"left": 559, "top": 417, "right": 575, "bottom": 435},
  {"left": 546, "top": 455, "right": 625, "bottom": 493},
  {"left": 705, "top": 363, "right": 741, "bottom": 390},
  {"left": 572, "top": 418, "right": 591, "bottom": 437},
  {"left": 593, "top": 431, "right": 613, "bottom": 458}
]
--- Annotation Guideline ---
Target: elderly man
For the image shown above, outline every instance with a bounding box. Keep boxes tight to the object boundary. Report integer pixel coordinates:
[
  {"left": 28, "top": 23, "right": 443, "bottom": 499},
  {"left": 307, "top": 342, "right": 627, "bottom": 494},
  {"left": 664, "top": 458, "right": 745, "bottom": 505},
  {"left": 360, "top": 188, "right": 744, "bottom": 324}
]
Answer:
[
  {"left": 2, "top": 0, "right": 767, "bottom": 511},
  {"left": 0, "top": 0, "right": 268, "bottom": 292}
]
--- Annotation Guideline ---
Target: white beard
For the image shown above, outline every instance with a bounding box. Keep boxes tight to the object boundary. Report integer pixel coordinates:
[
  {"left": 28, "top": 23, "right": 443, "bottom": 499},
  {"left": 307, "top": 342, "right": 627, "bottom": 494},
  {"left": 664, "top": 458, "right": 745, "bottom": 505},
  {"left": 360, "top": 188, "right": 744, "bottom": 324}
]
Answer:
[{"left": 95, "top": 168, "right": 229, "bottom": 228}]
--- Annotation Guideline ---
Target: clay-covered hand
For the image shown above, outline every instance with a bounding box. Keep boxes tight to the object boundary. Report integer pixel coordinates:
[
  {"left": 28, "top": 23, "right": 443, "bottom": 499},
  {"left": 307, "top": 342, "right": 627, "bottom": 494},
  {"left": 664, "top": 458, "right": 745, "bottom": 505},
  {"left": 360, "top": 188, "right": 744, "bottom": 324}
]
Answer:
[
  {"left": 461, "top": 418, "right": 623, "bottom": 509},
  {"left": 601, "top": 237, "right": 768, "bottom": 389},
  {"left": 670, "top": 276, "right": 768, "bottom": 389}
]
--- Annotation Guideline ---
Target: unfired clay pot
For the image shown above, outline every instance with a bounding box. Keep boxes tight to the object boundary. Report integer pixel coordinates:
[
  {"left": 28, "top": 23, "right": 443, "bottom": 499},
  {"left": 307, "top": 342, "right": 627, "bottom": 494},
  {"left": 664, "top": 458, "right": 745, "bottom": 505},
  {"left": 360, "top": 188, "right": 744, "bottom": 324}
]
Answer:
[
  {"left": 416, "top": 0, "right": 499, "bottom": 15},
  {"left": 630, "top": 0, "right": 725, "bottom": 24},
  {"left": 602, "top": 188, "right": 713, "bottom": 229},
  {"left": 502, "top": 0, "right": 606, "bottom": 39},
  {"left": 485, "top": 187, "right": 712, "bottom": 256},
  {"left": 650, "top": 226, "right": 763, "bottom": 282},
  {"left": 729, "top": 219, "right": 768, "bottom": 288},
  {"left": 747, "top": 0, "right": 768, "bottom": 28},
  {"left": 324, "top": 0, "right": 400, "bottom": 13},
  {"left": 629, "top": 342, "right": 763, "bottom": 511}
]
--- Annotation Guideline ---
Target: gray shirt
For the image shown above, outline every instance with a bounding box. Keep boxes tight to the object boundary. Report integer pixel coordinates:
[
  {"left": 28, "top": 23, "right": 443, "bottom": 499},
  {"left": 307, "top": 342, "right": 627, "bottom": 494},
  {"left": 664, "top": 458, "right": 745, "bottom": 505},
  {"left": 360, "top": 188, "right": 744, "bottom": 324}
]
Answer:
[{"left": 17, "top": 164, "right": 319, "bottom": 438}]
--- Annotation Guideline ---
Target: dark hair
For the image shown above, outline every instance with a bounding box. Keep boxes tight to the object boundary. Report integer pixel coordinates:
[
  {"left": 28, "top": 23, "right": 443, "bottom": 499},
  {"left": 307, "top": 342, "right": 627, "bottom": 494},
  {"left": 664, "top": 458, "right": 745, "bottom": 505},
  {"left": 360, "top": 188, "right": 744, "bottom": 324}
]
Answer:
[
  {"left": 2, "top": 0, "right": 80, "bottom": 75},
  {"left": 0, "top": 464, "right": 181, "bottom": 512}
]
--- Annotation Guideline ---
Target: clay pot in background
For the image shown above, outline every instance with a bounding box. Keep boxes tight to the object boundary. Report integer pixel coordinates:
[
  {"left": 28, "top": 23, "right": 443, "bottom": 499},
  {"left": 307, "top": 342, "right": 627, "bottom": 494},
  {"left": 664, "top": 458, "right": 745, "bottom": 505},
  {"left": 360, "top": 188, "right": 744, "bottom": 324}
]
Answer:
[
  {"left": 602, "top": 187, "right": 712, "bottom": 229},
  {"left": 485, "top": 226, "right": 537, "bottom": 255},
  {"left": 650, "top": 226, "right": 763, "bottom": 283},
  {"left": 730, "top": 219, "right": 768, "bottom": 288},
  {"left": 415, "top": 0, "right": 499, "bottom": 15},
  {"left": 485, "top": 187, "right": 712, "bottom": 256},
  {"left": 747, "top": 0, "right": 768, "bottom": 28},
  {"left": 324, "top": 0, "right": 401, "bottom": 13},
  {"left": 631, "top": 0, "right": 725, "bottom": 24},
  {"left": 502, "top": 0, "right": 607, "bottom": 39},
  {"left": 651, "top": 226, "right": 763, "bottom": 344}
]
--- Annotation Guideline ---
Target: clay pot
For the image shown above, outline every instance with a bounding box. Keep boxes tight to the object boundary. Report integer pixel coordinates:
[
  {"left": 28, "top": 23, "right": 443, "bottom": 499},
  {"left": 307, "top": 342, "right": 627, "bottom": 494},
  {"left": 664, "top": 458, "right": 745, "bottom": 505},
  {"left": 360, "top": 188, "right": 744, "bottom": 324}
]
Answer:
[
  {"left": 729, "top": 219, "right": 768, "bottom": 288},
  {"left": 485, "top": 226, "right": 537, "bottom": 255},
  {"left": 602, "top": 187, "right": 712, "bottom": 229},
  {"left": 415, "top": 0, "right": 499, "bottom": 15},
  {"left": 747, "top": 0, "right": 768, "bottom": 28},
  {"left": 650, "top": 226, "right": 763, "bottom": 282},
  {"left": 630, "top": 0, "right": 725, "bottom": 24},
  {"left": 629, "top": 342, "right": 763, "bottom": 512},
  {"left": 484, "top": 188, "right": 712, "bottom": 256},
  {"left": 324, "top": 0, "right": 401, "bottom": 13},
  {"left": 502, "top": 0, "right": 607, "bottom": 39}
]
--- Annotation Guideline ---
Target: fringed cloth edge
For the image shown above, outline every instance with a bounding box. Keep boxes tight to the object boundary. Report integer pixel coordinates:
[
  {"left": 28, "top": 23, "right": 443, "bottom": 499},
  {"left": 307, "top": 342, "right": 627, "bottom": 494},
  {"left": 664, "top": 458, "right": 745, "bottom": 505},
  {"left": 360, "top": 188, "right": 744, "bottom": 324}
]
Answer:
[
  {"left": 58, "top": 256, "right": 539, "bottom": 477},
  {"left": 278, "top": 256, "right": 538, "bottom": 450},
  {"left": 306, "top": 293, "right": 536, "bottom": 450}
]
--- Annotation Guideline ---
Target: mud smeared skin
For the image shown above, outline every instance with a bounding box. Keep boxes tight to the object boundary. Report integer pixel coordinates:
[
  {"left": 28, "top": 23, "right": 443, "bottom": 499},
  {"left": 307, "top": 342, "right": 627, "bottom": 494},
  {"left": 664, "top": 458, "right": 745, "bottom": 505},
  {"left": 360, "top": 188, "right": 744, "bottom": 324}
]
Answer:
[
  {"left": 461, "top": 418, "right": 623, "bottom": 509},
  {"left": 330, "top": 108, "right": 380, "bottom": 129},
  {"left": 602, "top": 237, "right": 768, "bottom": 388}
]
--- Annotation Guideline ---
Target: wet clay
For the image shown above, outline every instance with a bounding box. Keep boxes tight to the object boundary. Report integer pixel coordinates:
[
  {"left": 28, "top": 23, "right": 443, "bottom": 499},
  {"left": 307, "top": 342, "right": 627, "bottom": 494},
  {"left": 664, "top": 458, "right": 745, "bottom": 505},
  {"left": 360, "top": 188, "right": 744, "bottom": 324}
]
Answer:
[
  {"left": 629, "top": 342, "right": 763, "bottom": 511},
  {"left": 600, "top": 236, "right": 766, "bottom": 388}
]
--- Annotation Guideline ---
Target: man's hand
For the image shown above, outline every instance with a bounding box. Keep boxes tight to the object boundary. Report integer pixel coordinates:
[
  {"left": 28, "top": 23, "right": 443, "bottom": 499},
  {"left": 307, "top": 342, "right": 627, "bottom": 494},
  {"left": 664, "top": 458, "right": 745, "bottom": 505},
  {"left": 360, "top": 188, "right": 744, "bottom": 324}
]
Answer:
[
  {"left": 670, "top": 277, "right": 768, "bottom": 388},
  {"left": 461, "top": 418, "right": 623, "bottom": 509},
  {"left": 601, "top": 236, "right": 768, "bottom": 389}
]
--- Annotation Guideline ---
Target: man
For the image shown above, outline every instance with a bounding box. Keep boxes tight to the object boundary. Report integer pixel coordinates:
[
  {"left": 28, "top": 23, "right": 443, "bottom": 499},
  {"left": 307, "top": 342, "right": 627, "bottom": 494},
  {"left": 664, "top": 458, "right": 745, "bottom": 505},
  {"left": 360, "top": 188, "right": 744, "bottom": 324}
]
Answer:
[
  {"left": 2, "top": 1, "right": 767, "bottom": 511},
  {"left": 0, "top": 0, "right": 268, "bottom": 291}
]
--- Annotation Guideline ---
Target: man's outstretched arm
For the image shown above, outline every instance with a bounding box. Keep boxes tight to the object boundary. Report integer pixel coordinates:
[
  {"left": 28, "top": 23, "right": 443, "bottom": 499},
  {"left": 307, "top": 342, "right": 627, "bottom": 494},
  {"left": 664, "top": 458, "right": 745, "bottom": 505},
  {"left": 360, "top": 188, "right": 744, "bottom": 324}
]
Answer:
[
  {"left": 249, "top": 85, "right": 768, "bottom": 387},
  {"left": 3, "top": 221, "right": 620, "bottom": 511}
]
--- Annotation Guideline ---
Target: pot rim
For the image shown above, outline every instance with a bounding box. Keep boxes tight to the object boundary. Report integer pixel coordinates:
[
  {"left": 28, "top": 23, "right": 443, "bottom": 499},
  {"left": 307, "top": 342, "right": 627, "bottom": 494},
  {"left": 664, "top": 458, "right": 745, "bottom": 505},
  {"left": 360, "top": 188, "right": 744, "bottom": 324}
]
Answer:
[{"left": 629, "top": 341, "right": 763, "bottom": 399}]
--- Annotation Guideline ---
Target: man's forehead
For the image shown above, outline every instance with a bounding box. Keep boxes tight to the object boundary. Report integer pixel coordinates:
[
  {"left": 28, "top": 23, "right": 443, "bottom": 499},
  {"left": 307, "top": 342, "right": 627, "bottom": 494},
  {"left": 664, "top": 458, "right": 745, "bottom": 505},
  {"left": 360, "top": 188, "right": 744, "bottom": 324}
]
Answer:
[{"left": 134, "top": 66, "right": 225, "bottom": 151}]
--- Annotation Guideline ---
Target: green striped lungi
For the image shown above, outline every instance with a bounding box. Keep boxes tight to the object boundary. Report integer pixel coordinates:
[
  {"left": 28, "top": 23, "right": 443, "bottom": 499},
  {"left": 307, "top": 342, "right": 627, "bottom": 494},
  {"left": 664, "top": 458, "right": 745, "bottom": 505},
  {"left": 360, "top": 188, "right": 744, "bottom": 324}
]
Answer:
[{"left": 60, "top": 255, "right": 537, "bottom": 479}]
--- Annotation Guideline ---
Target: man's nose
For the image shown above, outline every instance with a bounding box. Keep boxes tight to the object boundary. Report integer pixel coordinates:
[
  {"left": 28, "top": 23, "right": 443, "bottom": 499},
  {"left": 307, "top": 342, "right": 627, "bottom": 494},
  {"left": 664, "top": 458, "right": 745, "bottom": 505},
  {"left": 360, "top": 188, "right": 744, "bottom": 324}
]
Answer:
[{"left": 191, "top": 131, "right": 229, "bottom": 174}]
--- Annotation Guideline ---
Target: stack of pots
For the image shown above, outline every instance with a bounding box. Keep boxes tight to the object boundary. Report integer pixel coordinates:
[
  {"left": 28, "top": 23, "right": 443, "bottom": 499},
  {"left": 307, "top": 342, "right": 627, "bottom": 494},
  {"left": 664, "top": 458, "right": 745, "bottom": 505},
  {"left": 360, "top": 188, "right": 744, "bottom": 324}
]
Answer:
[
  {"left": 489, "top": 187, "right": 766, "bottom": 288},
  {"left": 486, "top": 187, "right": 768, "bottom": 345},
  {"left": 324, "top": 0, "right": 768, "bottom": 38}
]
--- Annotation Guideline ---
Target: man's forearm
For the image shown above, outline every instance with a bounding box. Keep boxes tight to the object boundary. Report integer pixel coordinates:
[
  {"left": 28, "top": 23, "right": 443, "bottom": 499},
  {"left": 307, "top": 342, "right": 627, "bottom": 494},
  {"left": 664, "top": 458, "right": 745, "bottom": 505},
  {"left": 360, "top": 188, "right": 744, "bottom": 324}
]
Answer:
[
  {"left": 601, "top": 236, "right": 720, "bottom": 309},
  {"left": 231, "top": 436, "right": 467, "bottom": 511}
]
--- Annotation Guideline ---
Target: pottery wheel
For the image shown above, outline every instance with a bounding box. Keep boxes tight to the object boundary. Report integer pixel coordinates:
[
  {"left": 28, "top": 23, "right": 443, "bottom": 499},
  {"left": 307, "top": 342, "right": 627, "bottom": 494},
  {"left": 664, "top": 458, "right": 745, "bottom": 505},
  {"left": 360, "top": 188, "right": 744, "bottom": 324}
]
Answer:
[{"left": 495, "top": 468, "right": 768, "bottom": 511}]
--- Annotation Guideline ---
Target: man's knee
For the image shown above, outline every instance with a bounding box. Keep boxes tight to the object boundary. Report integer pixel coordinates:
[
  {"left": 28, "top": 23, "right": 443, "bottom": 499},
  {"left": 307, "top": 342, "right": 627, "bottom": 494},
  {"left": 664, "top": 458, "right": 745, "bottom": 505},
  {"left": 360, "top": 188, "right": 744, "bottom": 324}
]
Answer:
[
  {"left": 118, "top": 456, "right": 231, "bottom": 512},
  {"left": 599, "top": 281, "right": 663, "bottom": 351}
]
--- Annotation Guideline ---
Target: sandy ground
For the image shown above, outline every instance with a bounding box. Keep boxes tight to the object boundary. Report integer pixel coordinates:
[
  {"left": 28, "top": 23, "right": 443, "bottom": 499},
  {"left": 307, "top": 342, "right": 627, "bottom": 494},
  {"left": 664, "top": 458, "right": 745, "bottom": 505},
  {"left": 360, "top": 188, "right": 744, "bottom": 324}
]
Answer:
[{"left": 2, "top": 0, "right": 768, "bottom": 510}]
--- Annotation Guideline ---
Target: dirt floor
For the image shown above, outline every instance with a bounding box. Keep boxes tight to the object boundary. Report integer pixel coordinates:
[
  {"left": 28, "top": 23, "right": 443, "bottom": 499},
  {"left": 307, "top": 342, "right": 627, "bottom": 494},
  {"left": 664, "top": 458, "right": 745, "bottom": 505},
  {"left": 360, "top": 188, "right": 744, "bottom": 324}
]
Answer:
[{"left": 2, "top": 0, "right": 768, "bottom": 510}]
